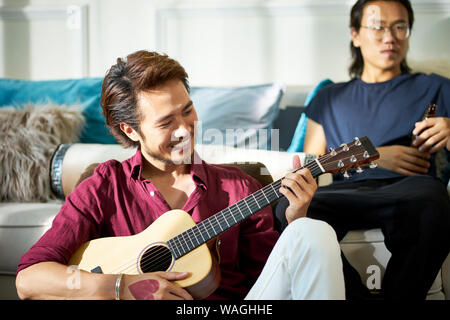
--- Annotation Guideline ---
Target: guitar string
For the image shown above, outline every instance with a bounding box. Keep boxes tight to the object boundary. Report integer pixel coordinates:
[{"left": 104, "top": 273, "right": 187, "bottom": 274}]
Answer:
[
  {"left": 113, "top": 150, "right": 370, "bottom": 274},
  {"left": 110, "top": 159, "right": 329, "bottom": 274},
  {"left": 133, "top": 163, "right": 323, "bottom": 273},
  {"left": 108, "top": 148, "right": 369, "bottom": 274},
  {"left": 109, "top": 178, "right": 287, "bottom": 274},
  {"left": 109, "top": 163, "right": 319, "bottom": 274},
  {"left": 155, "top": 146, "right": 370, "bottom": 262},
  {"left": 108, "top": 177, "right": 289, "bottom": 274},
  {"left": 110, "top": 150, "right": 366, "bottom": 274},
  {"left": 136, "top": 148, "right": 373, "bottom": 273},
  {"left": 123, "top": 150, "right": 367, "bottom": 274},
  {"left": 135, "top": 144, "right": 369, "bottom": 273}
]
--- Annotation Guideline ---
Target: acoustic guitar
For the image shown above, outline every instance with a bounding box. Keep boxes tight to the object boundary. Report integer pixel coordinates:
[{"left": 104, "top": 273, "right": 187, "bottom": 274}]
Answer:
[{"left": 69, "top": 136, "right": 379, "bottom": 299}]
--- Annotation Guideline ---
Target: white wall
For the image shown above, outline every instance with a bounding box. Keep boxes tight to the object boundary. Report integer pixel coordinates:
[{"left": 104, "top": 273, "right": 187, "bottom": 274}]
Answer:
[{"left": 0, "top": 0, "right": 449, "bottom": 87}]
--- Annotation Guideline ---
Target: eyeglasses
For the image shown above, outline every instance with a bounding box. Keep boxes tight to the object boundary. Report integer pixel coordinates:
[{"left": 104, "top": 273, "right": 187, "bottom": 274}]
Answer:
[{"left": 360, "top": 22, "right": 410, "bottom": 40}]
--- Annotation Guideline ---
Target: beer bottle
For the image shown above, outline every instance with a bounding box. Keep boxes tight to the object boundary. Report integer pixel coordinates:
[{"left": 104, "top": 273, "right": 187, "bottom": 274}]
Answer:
[{"left": 412, "top": 103, "right": 437, "bottom": 143}]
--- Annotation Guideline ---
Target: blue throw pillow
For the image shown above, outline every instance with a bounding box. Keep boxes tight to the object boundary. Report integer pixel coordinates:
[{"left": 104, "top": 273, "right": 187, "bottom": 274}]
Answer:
[
  {"left": 287, "top": 79, "right": 333, "bottom": 152},
  {"left": 0, "top": 78, "right": 116, "bottom": 144},
  {"left": 191, "top": 83, "right": 285, "bottom": 150},
  {"left": 0, "top": 79, "right": 285, "bottom": 148}
]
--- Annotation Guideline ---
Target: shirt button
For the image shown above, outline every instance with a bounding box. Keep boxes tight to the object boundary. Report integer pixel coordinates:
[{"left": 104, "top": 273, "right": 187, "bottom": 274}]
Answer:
[{"left": 149, "top": 191, "right": 155, "bottom": 197}]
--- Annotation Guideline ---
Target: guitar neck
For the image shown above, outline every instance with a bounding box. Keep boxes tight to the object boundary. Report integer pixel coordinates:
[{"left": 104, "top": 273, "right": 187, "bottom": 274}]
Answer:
[
  {"left": 167, "top": 136, "right": 379, "bottom": 259},
  {"left": 167, "top": 158, "right": 324, "bottom": 259}
]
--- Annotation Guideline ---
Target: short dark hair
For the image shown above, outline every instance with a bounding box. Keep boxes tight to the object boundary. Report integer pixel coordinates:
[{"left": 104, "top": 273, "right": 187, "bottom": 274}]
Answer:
[
  {"left": 100, "top": 50, "right": 190, "bottom": 148},
  {"left": 348, "top": 0, "right": 414, "bottom": 78}
]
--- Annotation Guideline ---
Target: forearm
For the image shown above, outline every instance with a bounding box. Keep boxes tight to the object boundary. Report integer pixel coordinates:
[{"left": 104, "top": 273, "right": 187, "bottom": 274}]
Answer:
[
  {"left": 375, "top": 145, "right": 431, "bottom": 175},
  {"left": 303, "top": 120, "right": 327, "bottom": 156},
  {"left": 16, "top": 261, "right": 117, "bottom": 300}
]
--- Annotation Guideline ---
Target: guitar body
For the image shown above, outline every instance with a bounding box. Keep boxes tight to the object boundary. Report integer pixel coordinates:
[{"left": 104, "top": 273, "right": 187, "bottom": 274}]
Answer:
[{"left": 68, "top": 209, "right": 221, "bottom": 299}]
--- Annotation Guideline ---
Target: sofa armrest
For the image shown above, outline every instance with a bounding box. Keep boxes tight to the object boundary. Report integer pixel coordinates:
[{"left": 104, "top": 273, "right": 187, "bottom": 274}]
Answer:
[{"left": 55, "top": 144, "right": 135, "bottom": 197}]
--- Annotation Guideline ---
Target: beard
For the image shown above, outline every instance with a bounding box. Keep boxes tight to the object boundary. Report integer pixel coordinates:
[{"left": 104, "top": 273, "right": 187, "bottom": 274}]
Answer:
[{"left": 141, "top": 135, "right": 195, "bottom": 166}]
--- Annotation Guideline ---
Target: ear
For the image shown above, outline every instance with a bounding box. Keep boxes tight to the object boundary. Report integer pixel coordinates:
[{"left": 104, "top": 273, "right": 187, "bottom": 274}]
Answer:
[
  {"left": 350, "top": 27, "right": 361, "bottom": 48},
  {"left": 120, "top": 123, "right": 140, "bottom": 142}
]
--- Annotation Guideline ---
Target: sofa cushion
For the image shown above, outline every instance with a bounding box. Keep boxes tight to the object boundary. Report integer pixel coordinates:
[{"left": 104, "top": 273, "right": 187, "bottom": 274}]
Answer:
[
  {"left": 0, "top": 202, "right": 61, "bottom": 274},
  {"left": 191, "top": 83, "right": 285, "bottom": 150},
  {"left": 341, "top": 228, "right": 385, "bottom": 243},
  {"left": 341, "top": 229, "right": 443, "bottom": 297},
  {"left": 0, "top": 79, "right": 285, "bottom": 150},
  {"left": 0, "top": 78, "right": 114, "bottom": 144},
  {"left": 287, "top": 79, "right": 333, "bottom": 152}
]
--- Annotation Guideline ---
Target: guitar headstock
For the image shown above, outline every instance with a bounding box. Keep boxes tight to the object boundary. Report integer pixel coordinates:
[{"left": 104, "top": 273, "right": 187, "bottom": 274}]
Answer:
[{"left": 318, "top": 137, "right": 379, "bottom": 175}]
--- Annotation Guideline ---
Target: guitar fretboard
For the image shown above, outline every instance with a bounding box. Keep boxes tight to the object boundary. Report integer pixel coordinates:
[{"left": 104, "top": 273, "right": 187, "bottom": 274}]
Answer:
[{"left": 167, "top": 158, "right": 323, "bottom": 259}]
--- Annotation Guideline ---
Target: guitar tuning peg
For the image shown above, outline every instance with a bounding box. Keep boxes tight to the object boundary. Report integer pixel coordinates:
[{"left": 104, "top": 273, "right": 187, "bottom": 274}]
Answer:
[
  {"left": 343, "top": 170, "right": 351, "bottom": 178},
  {"left": 340, "top": 143, "right": 349, "bottom": 152},
  {"left": 337, "top": 160, "right": 344, "bottom": 168},
  {"left": 329, "top": 147, "right": 337, "bottom": 156},
  {"left": 354, "top": 137, "right": 361, "bottom": 146},
  {"left": 369, "top": 162, "right": 378, "bottom": 169},
  {"left": 350, "top": 155, "right": 357, "bottom": 163},
  {"left": 363, "top": 151, "right": 370, "bottom": 158},
  {"left": 356, "top": 166, "right": 363, "bottom": 173}
]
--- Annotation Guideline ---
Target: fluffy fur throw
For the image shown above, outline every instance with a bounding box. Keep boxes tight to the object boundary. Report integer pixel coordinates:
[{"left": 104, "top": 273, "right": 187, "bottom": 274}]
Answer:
[{"left": 0, "top": 104, "right": 85, "bottom": 202}]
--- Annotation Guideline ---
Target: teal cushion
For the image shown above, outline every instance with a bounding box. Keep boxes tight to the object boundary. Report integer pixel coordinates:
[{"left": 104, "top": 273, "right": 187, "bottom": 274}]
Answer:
[
  {"left": 287, "top": 79, "right": 333, "bottom": 152},
  {"left": 0, "top": 79, "right": 285, "bottom": 148},
  {"left": 0, "top": 78, "right": 116, "bottom": 144},
  {"left": 191, "top": 83, "right": 285, "bottom": 149}
]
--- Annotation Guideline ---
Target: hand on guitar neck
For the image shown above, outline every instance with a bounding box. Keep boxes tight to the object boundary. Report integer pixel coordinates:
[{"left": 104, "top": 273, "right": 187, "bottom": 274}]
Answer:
[{"left": 279, "top": 155, "right": 317, "bottom": 224}]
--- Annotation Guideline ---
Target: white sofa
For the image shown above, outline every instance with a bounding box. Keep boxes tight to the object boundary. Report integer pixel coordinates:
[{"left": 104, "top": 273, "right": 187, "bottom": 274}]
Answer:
[{"left": 0, "top": 143, "right": 448, "bottom": 300}]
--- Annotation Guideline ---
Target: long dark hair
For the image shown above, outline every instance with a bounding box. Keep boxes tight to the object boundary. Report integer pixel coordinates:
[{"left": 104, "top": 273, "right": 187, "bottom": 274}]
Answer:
[{"left": 348, "top": 0, "right": 414, "bottom": 78}]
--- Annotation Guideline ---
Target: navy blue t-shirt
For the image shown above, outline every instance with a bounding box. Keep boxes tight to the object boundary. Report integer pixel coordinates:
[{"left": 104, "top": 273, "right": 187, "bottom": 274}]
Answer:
[{"left": 306, "top": 72, "right": 450, "bottom": 182}]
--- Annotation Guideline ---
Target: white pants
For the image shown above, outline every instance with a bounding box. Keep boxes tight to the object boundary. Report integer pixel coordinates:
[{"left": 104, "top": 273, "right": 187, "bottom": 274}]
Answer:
[{"left": 245, "top": 217, "right": 345, "bottom": 300}]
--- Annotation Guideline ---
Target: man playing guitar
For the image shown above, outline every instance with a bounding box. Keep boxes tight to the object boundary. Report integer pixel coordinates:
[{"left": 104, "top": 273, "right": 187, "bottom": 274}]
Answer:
[{"left": 16, "top": 50, "right": 347, "bottom": 300}]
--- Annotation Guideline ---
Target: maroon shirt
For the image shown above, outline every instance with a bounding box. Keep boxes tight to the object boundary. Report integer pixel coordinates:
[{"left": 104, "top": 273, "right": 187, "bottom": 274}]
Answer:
[{"left": 17, "top": 149, "right": 279, "bottom": 299}]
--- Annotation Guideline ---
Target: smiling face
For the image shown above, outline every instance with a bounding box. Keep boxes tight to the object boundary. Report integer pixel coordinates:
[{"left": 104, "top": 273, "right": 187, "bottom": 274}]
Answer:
[
  {"left": 121, "top": 79, "right": 198, "bottom": 168},
  {"left": 351, "top": 1, "right": 410, "bottom": 81}
]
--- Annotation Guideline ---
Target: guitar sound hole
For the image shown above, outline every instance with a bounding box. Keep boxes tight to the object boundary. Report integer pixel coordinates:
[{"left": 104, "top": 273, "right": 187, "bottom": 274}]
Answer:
[{"left": 139, "top": 245, "right": 173, "bottom": 273}]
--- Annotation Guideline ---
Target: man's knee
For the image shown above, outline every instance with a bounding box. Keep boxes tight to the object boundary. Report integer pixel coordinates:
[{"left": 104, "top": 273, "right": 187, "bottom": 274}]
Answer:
[
  {"left": 280, "top": 218, "right": 344, "bottom": 288},
  {"left": 282, "top": 218, "right": 340, "bottom": 255}
]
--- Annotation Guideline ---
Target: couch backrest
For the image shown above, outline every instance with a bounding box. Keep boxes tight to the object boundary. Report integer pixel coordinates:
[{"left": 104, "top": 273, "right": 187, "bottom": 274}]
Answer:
[{"left": 56, "top": 143, "right": 316, "bottom": 197}]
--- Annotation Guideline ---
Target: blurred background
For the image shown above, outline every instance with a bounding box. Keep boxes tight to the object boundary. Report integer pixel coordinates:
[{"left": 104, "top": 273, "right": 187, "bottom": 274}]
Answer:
[{"left": 0, "top": 0, "right": 449, "bottom": 88}]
